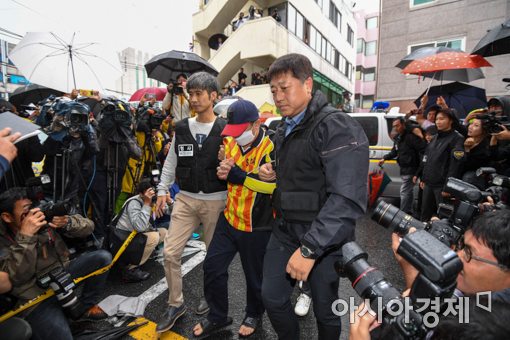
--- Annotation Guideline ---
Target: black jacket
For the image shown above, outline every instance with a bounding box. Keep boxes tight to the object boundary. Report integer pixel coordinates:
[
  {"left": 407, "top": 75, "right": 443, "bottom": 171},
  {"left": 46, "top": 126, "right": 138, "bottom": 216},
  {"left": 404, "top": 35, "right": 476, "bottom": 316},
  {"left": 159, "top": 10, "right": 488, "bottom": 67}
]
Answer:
[
  {"left": 272, "top": 90, "right": 369, "bottom": 257},
  {"left": 420, "top": 129, "right": 465, "bottom": 188},
  {"left": 384, "top": 131, "right": 427, "bottom": 176},
  {"left": 462, "top": 137, "right": 492, "bottom": 173}
]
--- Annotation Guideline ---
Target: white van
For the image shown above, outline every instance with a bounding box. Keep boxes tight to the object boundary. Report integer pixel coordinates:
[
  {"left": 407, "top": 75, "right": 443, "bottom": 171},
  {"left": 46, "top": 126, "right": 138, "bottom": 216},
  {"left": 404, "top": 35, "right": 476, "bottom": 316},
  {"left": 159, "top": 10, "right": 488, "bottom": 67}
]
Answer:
[{"left": 262, "top": 112, "right": 404, "bottom": 200}]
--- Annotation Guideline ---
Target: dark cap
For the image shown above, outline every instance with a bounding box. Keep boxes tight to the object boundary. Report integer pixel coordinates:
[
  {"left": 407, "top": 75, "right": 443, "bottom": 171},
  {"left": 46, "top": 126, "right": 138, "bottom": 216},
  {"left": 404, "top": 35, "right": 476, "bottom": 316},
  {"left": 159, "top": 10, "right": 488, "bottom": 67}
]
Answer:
[{"left": 221, "top": 99, "right": 259, "bottom": 137}]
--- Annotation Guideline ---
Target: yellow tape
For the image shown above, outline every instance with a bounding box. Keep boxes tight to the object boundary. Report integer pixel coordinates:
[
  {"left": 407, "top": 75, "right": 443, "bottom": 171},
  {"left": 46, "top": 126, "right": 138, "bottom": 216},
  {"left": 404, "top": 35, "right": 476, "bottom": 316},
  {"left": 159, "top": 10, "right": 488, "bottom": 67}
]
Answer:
[
  {"left": 0, "top": 230, "right": 138, "bottom": 323},
  {"left": 369, "top": 146, "right": 393, "bottom": 151}
]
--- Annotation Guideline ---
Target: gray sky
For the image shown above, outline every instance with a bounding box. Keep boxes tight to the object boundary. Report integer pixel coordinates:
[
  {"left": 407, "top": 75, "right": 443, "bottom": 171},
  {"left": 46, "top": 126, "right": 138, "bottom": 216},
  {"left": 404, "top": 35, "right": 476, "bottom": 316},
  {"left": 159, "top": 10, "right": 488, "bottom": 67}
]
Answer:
[{"left": 1, "top": 0, "right": 200, "bottom": 55}]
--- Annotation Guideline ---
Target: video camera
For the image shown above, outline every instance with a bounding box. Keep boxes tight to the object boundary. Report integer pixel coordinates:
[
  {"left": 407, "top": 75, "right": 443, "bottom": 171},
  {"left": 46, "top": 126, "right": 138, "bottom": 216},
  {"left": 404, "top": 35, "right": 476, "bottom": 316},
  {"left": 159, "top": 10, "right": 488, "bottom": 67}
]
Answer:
[
  {"left": 136, "top": 105, "right": 165, "bottom": 133},
  {"left": 36, "top": 266, "right": 84, "bottom": 319},
  {"left": 476, "top": 111, "right": 510, "bottom": 134},
  {"left": 171, "top": 84, "right": 184, "bottom": 95},
  {"left": 97, "top": 99, "right": 132, "bottom": 141},
  {"left": 336, "top": 231, "right": 462, "bottom": 339}
]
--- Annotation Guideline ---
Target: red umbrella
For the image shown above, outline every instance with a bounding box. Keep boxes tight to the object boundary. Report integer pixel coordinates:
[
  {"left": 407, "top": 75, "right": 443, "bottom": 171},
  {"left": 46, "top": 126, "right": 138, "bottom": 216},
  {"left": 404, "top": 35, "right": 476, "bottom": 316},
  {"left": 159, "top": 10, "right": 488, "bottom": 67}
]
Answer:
[
  {"left": 401, "top": 52, "right": 492, "bottom": 75},
  {"left": 129, "top": 87, "right": 168, "bottom": 101}
]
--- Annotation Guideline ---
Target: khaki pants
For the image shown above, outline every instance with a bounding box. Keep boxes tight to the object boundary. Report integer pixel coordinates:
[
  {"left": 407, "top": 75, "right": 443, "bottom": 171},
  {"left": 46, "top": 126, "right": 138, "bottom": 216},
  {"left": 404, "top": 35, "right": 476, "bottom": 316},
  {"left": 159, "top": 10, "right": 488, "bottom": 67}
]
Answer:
[
  {"left": 129, "top": 228, "right": 166, "bottom": 269},
  {"left": 163, "top": 194, "right": 225, "bottom": 307}
]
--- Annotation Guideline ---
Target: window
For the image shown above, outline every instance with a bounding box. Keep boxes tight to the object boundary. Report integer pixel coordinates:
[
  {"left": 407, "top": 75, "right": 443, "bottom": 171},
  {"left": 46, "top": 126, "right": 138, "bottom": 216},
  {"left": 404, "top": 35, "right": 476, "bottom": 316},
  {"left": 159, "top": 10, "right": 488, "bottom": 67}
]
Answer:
[
  {"left": 322, "top": 36, "right": 327, "bottom": 58},
  {"left": 315, "top": 0, "right": 323, "bottom": 9},
  {"left": 362, "top": 95, "right": 375, "bottom": 110},
  {"left": 334, "top": 50, "right": 340, "bottom": 68},
  {"left": 409, "top": 37, "right": 466, "bottom": 53},
  {"left": 288, "top": 5, "right": 296, "bottom": 34},
  {"left": 309, "top": 25, "right": 317, "bottom": 51},
  {"left": 366, "top": 17, "right": 378, "bottom": 29},
  {"left": 352, "top": 116, "right": 378, "bottom": 145},
  {"left": 365, "top": 41, "right": 377, "bottom": 56},
  {"left": 345, "top": 61, "right": 351, "bottom": 79},
  {"left": 357, "top": 38, "right": 365, "bottom": 54},
  {"left": 347, "top": 25, "right": 354, "bottom": 46},
  {"left": 355, "top": 94, "right": 361, "bottom": 109},
  {"left": 316, "top": 32, "right": 323, "bottom": 54},
  {"left": 356, "top": 66, "right": 363, "bottom": 80},
  {"left": 329, "top": 2, "right": 341, "bottom": 31},
  {"left": 410, "top": 0, "right": 436, "bottom": 7},
  {"left": 363, "top": 67, "right": 376, "bottom": 81},
  {"left": 296, "top": 12, "right": 304, "bottom": 40}
]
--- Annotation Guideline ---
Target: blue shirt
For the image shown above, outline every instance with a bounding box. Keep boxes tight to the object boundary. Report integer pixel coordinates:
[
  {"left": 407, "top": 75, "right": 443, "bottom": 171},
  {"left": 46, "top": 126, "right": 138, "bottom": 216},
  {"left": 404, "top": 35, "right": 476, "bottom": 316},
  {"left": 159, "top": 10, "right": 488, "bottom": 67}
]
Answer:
[{"left": 284, "top": 110, "right": 306, "bottom": 137}]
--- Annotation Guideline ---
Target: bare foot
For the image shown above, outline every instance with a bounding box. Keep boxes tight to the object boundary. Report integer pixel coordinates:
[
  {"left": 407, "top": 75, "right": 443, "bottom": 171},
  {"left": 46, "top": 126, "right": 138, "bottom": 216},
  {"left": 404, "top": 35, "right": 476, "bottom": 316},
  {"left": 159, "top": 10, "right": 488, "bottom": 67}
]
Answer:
[
  {"left": 193, "top": 323, "right": 204, "bottom": 337},
  {"left": 239, "top": 324, "right": 255, "bottom": 337}
]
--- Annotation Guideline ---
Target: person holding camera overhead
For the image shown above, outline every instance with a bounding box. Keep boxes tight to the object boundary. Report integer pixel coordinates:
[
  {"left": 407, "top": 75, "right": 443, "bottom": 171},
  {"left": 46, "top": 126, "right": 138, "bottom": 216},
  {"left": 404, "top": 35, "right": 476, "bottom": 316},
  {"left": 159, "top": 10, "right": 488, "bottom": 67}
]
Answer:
[
  {"left": 162, "top": 73, "right": 192, "bottom": 124},
  {"left": 0, "top": 187, "right": 112, "bottom": 340},
  {"left": 112, "top": 179, "right": 167, "bottom": 283}
]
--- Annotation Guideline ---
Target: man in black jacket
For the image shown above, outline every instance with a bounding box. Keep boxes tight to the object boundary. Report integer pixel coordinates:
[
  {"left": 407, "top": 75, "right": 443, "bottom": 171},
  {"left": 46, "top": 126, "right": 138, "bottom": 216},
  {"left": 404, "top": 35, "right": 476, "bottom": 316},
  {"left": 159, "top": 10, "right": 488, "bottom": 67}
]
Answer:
[
  {"left": 259, "top": 53, "right": 369, "bottom": 340},
  {"left": 379, "top": 118, "right": 427, "bottom": 214},
  {"left": 417, "top": 109, "right": 465, "bottom": 221}
]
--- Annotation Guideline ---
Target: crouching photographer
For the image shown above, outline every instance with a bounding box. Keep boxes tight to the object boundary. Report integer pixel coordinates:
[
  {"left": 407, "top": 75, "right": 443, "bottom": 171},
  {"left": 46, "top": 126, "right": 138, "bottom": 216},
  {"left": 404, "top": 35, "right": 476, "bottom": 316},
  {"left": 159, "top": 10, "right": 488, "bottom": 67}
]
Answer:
[
  {"left": 0, "top": 187, "right": 112, "bottom": 340},
  {"left": 110, "top": 179, "right": 167, "bottom": 283}
]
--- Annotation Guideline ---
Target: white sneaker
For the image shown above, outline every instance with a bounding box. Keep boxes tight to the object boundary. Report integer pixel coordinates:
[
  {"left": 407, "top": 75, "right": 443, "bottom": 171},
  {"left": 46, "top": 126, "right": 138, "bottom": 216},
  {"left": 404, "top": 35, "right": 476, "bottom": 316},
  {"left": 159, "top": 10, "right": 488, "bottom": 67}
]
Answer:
[{"left": 294, "top": 293, "right": 312, "bottom": 316}]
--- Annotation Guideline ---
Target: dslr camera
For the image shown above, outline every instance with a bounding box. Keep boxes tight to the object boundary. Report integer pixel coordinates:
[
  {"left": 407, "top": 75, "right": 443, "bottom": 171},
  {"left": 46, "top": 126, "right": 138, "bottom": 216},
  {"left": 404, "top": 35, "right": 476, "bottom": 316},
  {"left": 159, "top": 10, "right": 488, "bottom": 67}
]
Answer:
[
  {"left": 26, "top": 176, "right": 71, "bottom": 223},
  {"left": 336, "top": 230, "right": 462, "bottom": 339},
  {"left": 136, "top": 106, "right": 165, "bottom": 133},
  {"left": 36, "top": 267, "right": 84, "bottom": 319},
  {"left": 373, "top": 177, "right": 487, "bottom": 247}
]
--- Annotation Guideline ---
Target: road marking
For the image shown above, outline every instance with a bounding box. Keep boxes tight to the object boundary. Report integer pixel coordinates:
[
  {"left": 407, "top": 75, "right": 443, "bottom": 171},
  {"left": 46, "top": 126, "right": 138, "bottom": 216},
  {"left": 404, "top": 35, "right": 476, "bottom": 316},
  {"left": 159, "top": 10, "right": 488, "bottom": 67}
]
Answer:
[{"left": 139, "top": 240, "right": 206, "bottom": 305}]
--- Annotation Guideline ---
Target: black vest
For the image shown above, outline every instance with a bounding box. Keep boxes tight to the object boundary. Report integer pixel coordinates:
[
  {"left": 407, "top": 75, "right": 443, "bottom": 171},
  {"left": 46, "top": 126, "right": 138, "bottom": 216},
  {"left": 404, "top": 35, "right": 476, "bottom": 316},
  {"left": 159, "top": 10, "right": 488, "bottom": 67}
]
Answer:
[
  {"left": 174, "top": 117, "right": 227, "bottom": 193},
  {"left": 273, "top": 106, "right": 335, "bottom": 224}
]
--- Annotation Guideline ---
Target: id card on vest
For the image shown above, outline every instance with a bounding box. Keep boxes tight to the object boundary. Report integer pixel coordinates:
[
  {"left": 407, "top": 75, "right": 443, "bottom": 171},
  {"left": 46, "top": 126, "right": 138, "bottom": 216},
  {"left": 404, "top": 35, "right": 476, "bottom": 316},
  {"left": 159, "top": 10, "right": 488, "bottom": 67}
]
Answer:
[{"left": 178, "top": 144, "right": 193, "bottom": 157}]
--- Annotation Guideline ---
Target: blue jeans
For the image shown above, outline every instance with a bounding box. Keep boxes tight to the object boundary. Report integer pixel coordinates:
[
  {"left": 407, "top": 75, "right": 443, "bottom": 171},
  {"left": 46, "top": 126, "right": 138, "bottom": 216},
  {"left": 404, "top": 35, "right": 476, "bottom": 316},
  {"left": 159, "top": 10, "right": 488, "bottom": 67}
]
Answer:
[
  {"left": 400, "top": 175, "right": 415, "bottom": 214},
  {"left": 25, "top": 250, "right": 112, "bottom": 340}
]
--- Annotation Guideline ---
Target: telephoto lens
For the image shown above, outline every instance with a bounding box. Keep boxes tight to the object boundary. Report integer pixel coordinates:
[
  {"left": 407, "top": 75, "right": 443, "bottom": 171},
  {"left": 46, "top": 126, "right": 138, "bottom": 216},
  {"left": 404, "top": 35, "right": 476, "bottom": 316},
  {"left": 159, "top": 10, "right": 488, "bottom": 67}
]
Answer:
[{"left": 372, "top": 200, "right": 426, "bottom": 236}]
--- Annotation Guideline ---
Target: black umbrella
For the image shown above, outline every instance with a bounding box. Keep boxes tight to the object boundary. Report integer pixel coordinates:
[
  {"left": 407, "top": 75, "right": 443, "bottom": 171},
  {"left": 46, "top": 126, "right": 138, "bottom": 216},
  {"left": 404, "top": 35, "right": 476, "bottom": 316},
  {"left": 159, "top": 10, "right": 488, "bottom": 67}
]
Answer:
[
  {"left": 9, "top": 84, "right": 64, "bottom": 108},
  {"left": 472, "top": 19, "right": 510, "bottom": 57},
  {"left": 144, "top": 50, "right": 218, "bottom": 84},
  {"left": 208, "top": 33, "right": 228, "bottom": 50},
  {"left": 395, "top": 46, "right": 461, "bottom": 69},
  {"left": 414, "top": 82, "right": 487, "bottom": 118}
]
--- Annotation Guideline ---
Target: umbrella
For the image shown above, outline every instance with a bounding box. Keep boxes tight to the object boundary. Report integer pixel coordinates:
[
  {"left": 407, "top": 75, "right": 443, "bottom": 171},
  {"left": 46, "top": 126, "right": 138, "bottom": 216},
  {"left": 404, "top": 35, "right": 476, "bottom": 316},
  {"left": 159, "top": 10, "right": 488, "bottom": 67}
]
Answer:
[
  {"left": 9, "top": 32, "right": 123, "bottom": 93},
  {"left": 395, "top": 46, "right": 461, "bottom": 69},
  {"left": 401, "top": 52, "right": 492, "bottom": 77},
  {"left": 144, "top": 50, "right": 218, "bottom": 84},
  {"left": 414, "top": 82, "right": 487, "bottom": 118},
  {"left": 208, "top": 33, "right": 228, "bottom": 50},
  {"left": 9, "top": 83, "right": 64, "bottom": 108},
  {"left": 368, "top": 168, "right": 391, "bottom": 207},
  {"left": 129, "top": 87, "right": 168, "bottom": 102},
  {"left": 472, "top": 19, "right": 510, "bottom": 57}
]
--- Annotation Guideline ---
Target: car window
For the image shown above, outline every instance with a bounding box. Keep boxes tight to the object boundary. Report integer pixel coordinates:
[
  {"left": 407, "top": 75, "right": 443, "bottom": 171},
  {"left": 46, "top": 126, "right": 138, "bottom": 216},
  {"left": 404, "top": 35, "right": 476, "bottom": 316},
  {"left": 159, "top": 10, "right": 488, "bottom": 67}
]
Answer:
[
  {"left": 385, "top": 117, "right": 395, "bottom": 137},
  {"left": 352, "top": 117, "right": 378, "bottom": 146}
]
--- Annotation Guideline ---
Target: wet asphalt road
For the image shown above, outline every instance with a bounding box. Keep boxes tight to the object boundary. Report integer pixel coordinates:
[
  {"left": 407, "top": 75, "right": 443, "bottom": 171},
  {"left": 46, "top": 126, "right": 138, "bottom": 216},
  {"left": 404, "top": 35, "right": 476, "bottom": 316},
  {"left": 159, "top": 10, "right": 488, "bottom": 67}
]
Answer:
[{"left": 88, "top": 212, "right": 406, "bottom": 339}]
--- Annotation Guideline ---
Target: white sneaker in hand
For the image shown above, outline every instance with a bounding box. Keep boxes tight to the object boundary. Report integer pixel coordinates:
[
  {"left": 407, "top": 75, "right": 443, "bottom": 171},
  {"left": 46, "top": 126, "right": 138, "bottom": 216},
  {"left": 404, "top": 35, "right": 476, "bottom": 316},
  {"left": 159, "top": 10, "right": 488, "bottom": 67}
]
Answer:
[{"left": 294, "top": 293, "right": 312, "bottom": 316}]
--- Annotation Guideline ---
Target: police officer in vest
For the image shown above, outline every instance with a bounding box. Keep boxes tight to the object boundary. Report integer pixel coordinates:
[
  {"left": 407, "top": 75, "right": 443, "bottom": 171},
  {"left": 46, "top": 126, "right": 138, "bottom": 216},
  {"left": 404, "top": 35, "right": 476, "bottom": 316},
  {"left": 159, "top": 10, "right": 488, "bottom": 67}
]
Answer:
[
  {"left": 259, "top": 54, "right": 369, "bottom": 339},
  {"left": 154, "top": 72, "right": 227, "bottom": 333}
]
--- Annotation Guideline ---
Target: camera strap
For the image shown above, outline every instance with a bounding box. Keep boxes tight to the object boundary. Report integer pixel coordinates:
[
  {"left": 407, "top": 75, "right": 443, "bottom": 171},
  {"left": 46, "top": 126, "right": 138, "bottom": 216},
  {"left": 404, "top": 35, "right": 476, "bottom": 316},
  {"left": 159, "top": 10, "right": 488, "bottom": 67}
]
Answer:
[{"left": 0, "top": 229, "right": 138, "bottom": 323}]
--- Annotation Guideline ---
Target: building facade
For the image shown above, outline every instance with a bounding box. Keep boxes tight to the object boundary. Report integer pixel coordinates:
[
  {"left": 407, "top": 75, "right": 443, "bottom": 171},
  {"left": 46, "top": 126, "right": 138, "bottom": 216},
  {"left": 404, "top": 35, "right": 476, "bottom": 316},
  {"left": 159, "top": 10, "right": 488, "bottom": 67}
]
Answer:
[
  {"left": 0, "top": 39, "right": 29, "bottom": 100},
  {"left": 192, "top": 0, "right": 357, "bottom": 108},
  {"left": 377, "top": 0, "right": 510, "bottom": 113},
  {"left": 354, "top": 7, "right": 380, "bottom": 112}
]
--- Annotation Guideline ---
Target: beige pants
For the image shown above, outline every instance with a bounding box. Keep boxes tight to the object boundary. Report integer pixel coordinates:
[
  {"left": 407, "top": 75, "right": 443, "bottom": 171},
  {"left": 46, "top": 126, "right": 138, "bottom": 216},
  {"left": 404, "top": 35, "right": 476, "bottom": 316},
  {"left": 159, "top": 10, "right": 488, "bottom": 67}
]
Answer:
[
  {"left": 163, "top": 194, "right": 225, "bottom": 307},
  {"left": 129, "top": 228, "right": 167, "bottom": 269}
]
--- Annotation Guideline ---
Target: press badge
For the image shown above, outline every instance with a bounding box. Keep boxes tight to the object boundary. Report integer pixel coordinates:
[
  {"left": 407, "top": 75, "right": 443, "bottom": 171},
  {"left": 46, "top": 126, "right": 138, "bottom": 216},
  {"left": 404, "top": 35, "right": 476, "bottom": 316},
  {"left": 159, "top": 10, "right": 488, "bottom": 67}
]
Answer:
[{"left": 178, "top": 144, "right": 194, "bottom": 157}]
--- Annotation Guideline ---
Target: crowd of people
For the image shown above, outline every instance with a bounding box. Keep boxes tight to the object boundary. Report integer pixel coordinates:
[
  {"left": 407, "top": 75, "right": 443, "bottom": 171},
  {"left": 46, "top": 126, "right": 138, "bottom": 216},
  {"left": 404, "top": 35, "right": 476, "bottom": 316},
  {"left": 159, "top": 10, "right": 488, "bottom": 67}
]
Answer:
[{"left": 0, "top": 51, "right": 509, "bottom": 340}]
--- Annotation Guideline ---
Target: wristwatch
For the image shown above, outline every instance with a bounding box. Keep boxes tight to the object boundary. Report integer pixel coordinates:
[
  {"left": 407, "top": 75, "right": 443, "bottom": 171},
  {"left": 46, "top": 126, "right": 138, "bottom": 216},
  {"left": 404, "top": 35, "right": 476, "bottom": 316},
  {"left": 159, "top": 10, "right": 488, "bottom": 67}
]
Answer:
[{"left": 300, "top": 244, "right": 317, "bottom": 259}]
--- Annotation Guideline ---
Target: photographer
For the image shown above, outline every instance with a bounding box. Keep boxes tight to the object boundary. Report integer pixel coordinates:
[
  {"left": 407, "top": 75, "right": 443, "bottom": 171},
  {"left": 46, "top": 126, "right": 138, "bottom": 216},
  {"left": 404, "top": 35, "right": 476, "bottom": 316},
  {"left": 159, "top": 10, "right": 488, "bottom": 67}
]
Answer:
[
  {"left": 113, "top": 179, "right": 166, "bottom": 283},
  {"left": 461, "top": 117, "right": 492, "bottom": 188},
  {"left": 0, "top": 188, "right": 112, "bottom": 340},
  {"left": 379, "top": 117, "right": 427, "bottom": 214},
  {"left": 162, "top": 73, "right": 192, "bottom": 124}
]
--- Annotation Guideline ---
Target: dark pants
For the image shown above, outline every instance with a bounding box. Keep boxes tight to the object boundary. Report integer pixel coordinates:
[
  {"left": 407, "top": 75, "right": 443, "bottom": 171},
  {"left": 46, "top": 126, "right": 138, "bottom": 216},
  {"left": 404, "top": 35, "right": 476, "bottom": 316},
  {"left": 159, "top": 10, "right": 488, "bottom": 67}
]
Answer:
[
  {"left": 261, "top": 234, "right": 342, "bottom": 340},
  {"left": 421, "top": 185, "right": 442, "bottom": 221},
  {"left": 26, "top": 250, "right": 112, "bottom": 340},
  {"left": 204, "top": 213, "right": 271, "bottom": 323}
]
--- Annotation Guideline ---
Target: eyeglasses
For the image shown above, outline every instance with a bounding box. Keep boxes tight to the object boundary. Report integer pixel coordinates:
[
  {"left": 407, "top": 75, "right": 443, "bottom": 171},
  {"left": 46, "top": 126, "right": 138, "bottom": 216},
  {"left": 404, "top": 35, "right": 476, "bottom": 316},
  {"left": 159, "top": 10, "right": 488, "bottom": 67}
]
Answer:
[{"left": 457, "top": 238, "right": 509, "bottom": 271}]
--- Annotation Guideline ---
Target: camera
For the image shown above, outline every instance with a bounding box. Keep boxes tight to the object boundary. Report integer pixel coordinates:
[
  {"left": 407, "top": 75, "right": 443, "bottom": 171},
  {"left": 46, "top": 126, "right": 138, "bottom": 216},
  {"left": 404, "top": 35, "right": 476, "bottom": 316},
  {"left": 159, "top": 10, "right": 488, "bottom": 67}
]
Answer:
[
  {"left": 136, "top": 106, "right": 165, "bottom": 133},
  {"left": 172, "top": 84, "right": 184, "bottom": 95},
  {"left": 336, "top": 231, "right": 462, "bottom": 339},
  {"left": 36, "top": 267, "right": 84, "bottom": 319},
  {"left": 26, "top": 176, "right": 71, "bottom": 222},
  {"left": 476, "top": 111, "right": 510, "bottom": 134},
  {"left": 150, "top": 169, "right": 160, "bottom": 204},
  {"left": 373, "top": 177, "right": 487, "bottom": 247}
]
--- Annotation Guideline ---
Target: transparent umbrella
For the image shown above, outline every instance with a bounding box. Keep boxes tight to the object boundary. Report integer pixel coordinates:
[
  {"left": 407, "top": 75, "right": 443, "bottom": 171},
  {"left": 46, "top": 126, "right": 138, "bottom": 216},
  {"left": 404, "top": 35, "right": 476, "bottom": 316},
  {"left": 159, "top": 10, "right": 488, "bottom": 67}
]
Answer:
[{"left": 9, "top": 32, "right": 123, "bottom": 93}]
